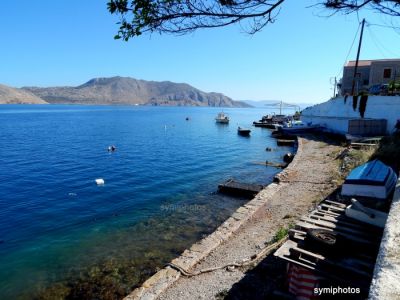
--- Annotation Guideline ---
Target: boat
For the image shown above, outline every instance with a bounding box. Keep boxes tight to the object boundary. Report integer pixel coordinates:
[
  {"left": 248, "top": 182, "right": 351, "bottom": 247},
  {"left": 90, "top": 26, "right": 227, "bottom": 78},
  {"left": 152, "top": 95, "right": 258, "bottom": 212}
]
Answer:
[
  {"left": 341, "top": 159, "right": 398, "bottom": 199},
  {"left": 253, "top": 121, "right": 282, "bottom": 129},
  {"left": 238, "top": 126, "right": 251, "bottom": 136},
  {"left": 345, "top": 199, "right": 388, "bottom": 228},
  {"left": 253, "top": 113, "right": 291, "bottom": 128},
  {"left": 215, "top": 112, "right": 229, "bottom": 124},
  {"left": 278, "top": 120, "right": 321, "bottom": 134}
]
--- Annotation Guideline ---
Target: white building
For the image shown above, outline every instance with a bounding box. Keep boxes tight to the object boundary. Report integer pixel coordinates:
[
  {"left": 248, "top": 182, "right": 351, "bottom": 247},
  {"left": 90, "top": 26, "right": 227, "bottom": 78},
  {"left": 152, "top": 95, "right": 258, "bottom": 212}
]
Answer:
[{"left": 302, "top": 95, "right": 400, "bottom": 135}]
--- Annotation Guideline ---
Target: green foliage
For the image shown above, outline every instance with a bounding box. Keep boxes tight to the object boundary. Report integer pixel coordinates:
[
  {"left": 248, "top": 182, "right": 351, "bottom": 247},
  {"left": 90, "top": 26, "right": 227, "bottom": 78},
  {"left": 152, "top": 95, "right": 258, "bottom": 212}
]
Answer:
[
  {"left": 388, "top": 80, "right": 400, "bottom": 94},
  {"left": 371, "top": 134, "right": 400, "bottom": 173},
  {"left": 107, "top": 0, "right": 287, "bottom": 40},
  {"left": 107, "top": 1, "right": 400, "bottom": 40},
  {"left": 272, "top": 227, "right": 289, "bottom": 243}
]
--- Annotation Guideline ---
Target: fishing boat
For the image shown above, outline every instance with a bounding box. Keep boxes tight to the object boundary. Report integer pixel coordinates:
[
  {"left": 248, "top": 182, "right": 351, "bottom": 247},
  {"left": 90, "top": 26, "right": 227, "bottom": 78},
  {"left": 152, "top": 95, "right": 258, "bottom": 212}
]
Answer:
[
  {"left": 215, "top": 112, "right": 229, "bottom": 124},
  {"left": 253, "top": 113, "right": 292, "bottom": 127},
  {"left": 238, "top": 126, "right": 251, "bottom": 136},
  {"left": 341, "top": 159, "right": 398, "bottom": 199}
]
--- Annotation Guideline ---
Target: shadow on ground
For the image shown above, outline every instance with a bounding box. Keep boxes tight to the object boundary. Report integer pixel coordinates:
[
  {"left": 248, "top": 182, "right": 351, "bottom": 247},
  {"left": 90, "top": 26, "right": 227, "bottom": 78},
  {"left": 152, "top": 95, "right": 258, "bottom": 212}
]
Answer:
[{"left": 222, "top": 255, "right": 287, "bottom": 300}]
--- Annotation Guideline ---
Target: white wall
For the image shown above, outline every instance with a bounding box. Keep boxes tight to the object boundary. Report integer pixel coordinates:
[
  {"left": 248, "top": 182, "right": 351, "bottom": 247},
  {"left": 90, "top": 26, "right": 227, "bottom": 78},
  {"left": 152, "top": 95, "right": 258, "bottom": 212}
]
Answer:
[{"left": 301, "top": 96, "right": 400, "bottom": 134}]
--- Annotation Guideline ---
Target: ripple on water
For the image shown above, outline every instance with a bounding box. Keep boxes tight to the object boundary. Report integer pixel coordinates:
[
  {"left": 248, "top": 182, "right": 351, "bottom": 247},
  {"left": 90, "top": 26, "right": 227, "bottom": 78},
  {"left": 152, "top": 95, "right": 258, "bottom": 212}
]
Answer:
[{"left": 0, "top": 105, "right": 293, "bottom": 299}]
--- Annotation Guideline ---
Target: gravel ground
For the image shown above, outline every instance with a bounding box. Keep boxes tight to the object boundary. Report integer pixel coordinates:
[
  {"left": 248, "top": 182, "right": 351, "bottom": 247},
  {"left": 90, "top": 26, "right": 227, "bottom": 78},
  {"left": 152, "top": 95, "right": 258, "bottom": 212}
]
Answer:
[{"left": 158, "top": 136, "right": 344, "bottom": 300}]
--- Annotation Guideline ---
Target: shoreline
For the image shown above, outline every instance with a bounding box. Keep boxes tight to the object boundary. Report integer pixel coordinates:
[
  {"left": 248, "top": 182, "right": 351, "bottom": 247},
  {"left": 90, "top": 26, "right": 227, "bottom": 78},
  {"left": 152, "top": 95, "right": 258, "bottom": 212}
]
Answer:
[
  {"left": 125, "top": 138, "right": 305, "bottom": 299},
  {"left": 125, "top": 135, "right": 344, "bottom": 300}
]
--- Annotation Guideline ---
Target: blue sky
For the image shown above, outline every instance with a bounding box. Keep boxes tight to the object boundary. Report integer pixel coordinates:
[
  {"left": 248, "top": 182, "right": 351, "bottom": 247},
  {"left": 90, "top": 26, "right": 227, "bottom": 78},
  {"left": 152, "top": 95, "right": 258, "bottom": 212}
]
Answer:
[{"left": 1, "top": 1, "right": 400, "bottom": 103}]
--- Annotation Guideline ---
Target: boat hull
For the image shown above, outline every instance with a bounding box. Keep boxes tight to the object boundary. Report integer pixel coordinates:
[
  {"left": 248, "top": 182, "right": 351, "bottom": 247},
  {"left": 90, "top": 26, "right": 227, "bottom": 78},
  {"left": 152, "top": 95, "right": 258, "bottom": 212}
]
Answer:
[
  {"left": 279, "top": 125, "right": 321, "bottom": 134},
  {"left": 341, "top": 160, "right": 398, "bottom": 199}
]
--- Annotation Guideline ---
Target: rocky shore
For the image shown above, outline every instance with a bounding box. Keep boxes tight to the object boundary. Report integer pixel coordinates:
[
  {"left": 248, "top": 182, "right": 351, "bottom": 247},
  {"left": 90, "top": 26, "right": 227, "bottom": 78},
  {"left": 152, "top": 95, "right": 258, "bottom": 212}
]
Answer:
[{"left": 125, "top": 136, "right": 344, "bottom": 300}]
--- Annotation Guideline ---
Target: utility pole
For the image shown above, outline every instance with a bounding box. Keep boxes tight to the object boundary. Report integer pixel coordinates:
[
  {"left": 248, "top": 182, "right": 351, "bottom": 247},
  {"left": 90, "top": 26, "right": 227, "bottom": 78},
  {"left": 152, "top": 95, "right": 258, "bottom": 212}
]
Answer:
[{"left": 351, "top": 18, "right": 366, "bottom": 95}]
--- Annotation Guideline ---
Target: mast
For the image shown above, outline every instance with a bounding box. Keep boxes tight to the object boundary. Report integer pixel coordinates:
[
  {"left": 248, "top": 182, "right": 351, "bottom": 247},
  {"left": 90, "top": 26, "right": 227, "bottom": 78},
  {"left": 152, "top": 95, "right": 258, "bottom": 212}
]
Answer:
[{"left": 351, "top": 18, "right": 366, "bottom": 95}]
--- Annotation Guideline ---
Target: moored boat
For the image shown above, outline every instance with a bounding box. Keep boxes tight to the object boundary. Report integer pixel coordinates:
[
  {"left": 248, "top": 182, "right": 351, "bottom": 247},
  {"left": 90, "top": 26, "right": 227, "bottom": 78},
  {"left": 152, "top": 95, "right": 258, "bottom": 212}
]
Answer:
[
  {"left": 278, "top": 120, "right": 321, "bottom": 134},
  {"left": 215, "top": 112, "right": 229, "bottom": 123},
  {"left": 253, "top": 122, "right": 281, "bottom": 129},
  {"left": 238, "top": 126, "right": 251, "bottom": 136}
]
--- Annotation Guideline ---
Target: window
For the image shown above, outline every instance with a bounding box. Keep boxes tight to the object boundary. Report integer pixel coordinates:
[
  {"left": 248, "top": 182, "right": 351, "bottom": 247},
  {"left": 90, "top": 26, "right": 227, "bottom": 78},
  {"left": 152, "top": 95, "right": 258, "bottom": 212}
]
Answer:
[{"left": 383, "top": 68, "right": 392, "bottom": 79}]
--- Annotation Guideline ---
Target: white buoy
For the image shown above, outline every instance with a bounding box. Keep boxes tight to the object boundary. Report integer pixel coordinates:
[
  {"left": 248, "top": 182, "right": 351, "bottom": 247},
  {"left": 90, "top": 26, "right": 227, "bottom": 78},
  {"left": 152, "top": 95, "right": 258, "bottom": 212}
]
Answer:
[{"left": 95, "top": 178, "right": 105, "bottom": 185}]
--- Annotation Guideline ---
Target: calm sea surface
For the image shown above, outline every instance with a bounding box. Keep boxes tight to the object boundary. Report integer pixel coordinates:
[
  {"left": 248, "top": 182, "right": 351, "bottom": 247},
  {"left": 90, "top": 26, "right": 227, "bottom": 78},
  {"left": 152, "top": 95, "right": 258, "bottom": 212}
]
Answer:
[{"left": 0, "top": 105, "right": 292, "bottom": 299}]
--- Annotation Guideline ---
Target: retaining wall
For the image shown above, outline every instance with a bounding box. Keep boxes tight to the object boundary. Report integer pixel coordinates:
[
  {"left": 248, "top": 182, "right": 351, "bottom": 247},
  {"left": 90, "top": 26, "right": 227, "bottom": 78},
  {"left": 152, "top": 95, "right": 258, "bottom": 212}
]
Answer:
[
  {"left": 369, "top": 179, "right": 400, "bottom": 299},
  {"left": 302, "top": 96, "right": 400, "bottom": 135}
]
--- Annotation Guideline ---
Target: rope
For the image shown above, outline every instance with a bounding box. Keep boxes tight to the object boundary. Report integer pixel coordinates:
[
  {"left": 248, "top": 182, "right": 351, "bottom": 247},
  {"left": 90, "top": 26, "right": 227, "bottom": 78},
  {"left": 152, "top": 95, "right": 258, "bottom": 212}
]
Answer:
[
  {"left": 165, "top": 238, "right": 287, "bottom": 277},
  {"left": 335, "top": 22, "right": 361, "bottom": 78}
]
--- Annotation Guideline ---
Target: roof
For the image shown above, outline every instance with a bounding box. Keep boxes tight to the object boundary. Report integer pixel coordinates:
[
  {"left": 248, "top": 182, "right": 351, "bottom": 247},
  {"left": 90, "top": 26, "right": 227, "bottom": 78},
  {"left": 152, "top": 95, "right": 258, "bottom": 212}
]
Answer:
[
  {"left": 345, "top": 159, "right": 392, "bottom": 185},
  {"left": 345, "top": 59, "right": 400, "bottom": 67}
]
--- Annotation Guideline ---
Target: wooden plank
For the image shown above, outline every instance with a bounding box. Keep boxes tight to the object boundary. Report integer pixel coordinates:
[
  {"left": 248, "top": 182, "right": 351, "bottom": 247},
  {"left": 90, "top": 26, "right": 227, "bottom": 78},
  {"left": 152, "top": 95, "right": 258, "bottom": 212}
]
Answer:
[
  {"left": 295, "top": 221, "right": 373, "bottom": 245},
  {"left": 276, "top": 254, "right": 317, "bottom": 270},
  {"left": 288, "top": 229, "right": 306, "bottom": 241},
  {"left": 309, "top": 214, "right": 368, "bottom": 231},
  {"left": 300, "top": 217, "right": 372, "bottom": 238},
  {"left": 315, "top": 208, "right": 341, "bottom": 217},
  {"left": 291, "top": 246, "right": 325, "bottom": 260},
  {"left": 321, "top": 204, "right": 345, "bottom": 212},
  {"left": 292, "top": 245, "right": 373, "bottom": 278},
  {"left": 324, "top": 200, "right": 347, "bottom": 208}
]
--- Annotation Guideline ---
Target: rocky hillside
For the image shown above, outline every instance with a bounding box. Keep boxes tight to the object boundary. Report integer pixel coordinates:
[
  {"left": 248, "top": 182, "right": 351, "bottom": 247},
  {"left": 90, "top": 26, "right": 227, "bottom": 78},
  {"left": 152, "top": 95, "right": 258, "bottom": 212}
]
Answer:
[
  {"left": 23, "top": 77, "right": 249, "bottom": 107},
  {"left": 0, "top": 84, "right": 48, "bottom": 104}
]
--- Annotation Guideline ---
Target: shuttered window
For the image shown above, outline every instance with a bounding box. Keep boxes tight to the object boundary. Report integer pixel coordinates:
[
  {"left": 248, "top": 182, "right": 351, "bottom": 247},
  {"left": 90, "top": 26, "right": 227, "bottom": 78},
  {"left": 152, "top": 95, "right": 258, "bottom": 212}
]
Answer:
[{"left": 383, "top": 68, "right": 392, "bottom": 79}]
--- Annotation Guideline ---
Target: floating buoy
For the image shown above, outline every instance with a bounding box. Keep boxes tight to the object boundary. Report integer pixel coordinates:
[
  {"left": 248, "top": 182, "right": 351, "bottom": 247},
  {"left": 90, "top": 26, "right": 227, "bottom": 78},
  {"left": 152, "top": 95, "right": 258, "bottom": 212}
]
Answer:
[{"left": 95, "top": 178, "right": 105, "bottom": 185}]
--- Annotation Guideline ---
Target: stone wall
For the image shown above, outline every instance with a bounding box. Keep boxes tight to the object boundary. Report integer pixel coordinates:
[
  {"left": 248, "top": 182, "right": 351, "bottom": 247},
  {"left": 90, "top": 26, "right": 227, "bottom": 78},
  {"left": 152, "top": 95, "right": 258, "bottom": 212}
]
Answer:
[{"left": 369, "top": 179, "right": 400, "bottom": 299}]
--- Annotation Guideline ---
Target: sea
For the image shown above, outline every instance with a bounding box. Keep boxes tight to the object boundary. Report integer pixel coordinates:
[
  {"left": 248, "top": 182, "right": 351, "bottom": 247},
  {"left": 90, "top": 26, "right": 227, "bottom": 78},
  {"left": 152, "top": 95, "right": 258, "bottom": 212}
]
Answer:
[{"left": 0, "top": 105, "right": 293, "bottom": 299}]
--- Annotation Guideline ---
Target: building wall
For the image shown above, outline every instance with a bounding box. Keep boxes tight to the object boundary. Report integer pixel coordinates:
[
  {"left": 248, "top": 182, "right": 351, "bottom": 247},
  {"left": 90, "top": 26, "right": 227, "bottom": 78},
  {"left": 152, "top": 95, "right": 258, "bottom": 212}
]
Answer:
[
  {"left": 370, "top": 61, "right": 400, "bottom": 86},
  {"left": 301, "top": 96, "right": 400, "bottom": 134},
  {"left": 341, "top": 65, "right": 371, "bottom": 95}
]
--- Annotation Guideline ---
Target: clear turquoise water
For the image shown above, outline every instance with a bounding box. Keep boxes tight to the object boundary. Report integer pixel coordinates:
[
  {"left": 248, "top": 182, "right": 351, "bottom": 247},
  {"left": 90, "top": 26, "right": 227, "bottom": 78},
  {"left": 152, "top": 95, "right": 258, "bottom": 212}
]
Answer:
[{"left": 0, "top": 105, "right": 292, "bottom": 299}]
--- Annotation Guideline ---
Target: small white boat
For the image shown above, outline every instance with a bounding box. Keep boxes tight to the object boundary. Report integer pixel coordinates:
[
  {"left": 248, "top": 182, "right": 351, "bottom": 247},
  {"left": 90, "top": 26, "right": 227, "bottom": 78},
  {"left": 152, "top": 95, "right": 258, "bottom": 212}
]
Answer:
[
  {"left": 279, "top": 120, "right": 320, "bottom": 133},
  {"left": 215, "top": 112, "right": 229, "bottom": 124},
  {"left": 345, "top": 199, "right": 387, "bottom": 228},
  {"left": 341, "top": 159, "right": 398, "bottom": 199}
]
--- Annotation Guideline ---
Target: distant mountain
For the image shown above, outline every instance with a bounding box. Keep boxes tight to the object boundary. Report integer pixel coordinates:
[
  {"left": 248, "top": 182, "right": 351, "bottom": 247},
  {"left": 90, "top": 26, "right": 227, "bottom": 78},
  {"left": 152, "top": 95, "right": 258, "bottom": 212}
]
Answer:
[
  {"left": 242, "top": 100, "right": 312, "bottom": 110},
  {"left": 0, "top": 84, "right": 48, "bottom": 104},
  {"left": 22, "top": 76, "right": 249, "bottom": 107},
  {"left": 241, "top": 100, "right": 281, "bottom": 108}
]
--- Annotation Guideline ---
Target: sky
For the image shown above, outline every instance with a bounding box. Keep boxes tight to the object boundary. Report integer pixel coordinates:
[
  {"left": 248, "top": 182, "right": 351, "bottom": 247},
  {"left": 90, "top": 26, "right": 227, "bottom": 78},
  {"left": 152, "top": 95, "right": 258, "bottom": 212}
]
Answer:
[{"left": 1, "top": 1, "right": 400, "bottom": 104}]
